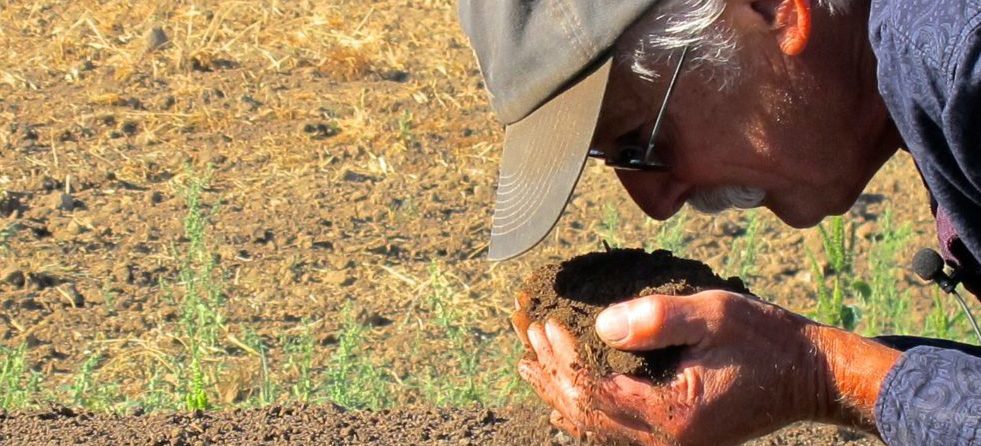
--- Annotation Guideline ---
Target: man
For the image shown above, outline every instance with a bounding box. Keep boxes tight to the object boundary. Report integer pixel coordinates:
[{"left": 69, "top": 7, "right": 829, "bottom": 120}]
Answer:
[{"left": 460, "top": 0, "right": 981, "bottom": 445}]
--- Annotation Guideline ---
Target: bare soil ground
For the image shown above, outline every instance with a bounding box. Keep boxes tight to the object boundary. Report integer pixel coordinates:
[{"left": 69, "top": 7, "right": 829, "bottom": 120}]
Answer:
[
  {"left": 0, "top": 405, "right": 879, "bottom": 446},
  {"left": 0, "top": 0, "right": 959, "bottom": 444}
]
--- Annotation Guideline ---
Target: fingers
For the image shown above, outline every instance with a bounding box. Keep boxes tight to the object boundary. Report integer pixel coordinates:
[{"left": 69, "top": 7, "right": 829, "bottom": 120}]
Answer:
[
  {"left": 511, "top": 309, "right": 532, "bottom": 352},
  {"left": 595, "top": 291, "right": 730, "bottom": 351},
  {"left": 544, "top": 320, "right": 579, "bottom": 371},
  {"left": 549, "top": 410, "right": 582, "bottom": 439}
]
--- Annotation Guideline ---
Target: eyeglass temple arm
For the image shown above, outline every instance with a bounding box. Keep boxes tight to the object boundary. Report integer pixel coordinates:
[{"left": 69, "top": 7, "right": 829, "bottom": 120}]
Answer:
[{"left": 643, "top": 45, "right": 690, "bottom": 163}]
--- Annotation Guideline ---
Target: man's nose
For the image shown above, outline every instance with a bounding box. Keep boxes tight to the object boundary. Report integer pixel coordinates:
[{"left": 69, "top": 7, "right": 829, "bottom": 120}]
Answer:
[{"left": 615, "top": 169, "right": 688, "bottom": 221}]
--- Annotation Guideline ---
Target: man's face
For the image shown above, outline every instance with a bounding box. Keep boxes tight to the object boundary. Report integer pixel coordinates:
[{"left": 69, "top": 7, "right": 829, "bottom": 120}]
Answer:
[{"left": 590, "top": 3, "right": 897, "bottom": 228}]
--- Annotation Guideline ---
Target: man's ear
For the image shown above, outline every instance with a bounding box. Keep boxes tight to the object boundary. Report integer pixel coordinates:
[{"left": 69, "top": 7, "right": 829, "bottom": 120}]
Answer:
[
  {"left": 750, "top": 0, "right": 813, "bottom": 55},
  {"left": 775, "top": 0, "right": 811, "bottom": 55}
]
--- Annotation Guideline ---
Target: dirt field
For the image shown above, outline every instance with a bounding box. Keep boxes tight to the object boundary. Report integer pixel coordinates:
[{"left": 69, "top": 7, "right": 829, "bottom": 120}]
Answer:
[{"left": 0, "top": 0, "right": 970, "bottom": 444}]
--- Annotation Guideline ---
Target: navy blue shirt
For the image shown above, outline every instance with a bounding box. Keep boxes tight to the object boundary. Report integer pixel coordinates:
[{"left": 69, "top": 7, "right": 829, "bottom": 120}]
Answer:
[{"left": 870, "top": 0, "right": 981, "bottom": 444}]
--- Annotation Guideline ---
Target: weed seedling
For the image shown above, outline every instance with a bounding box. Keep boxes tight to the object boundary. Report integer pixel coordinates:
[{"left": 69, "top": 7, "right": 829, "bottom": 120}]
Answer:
[
  {"left": 284, "top": 325, "right": 315, "bottom": 403},
  {"left": 322, "top": 304, "right": 389, "bottom": 409},
  {"left": 174, "top": 167, "right": 226, "bottom": 411},
  {"left": 645, "top": 210, "right": 688, "bottom": 256},
  {"left": 723, "top": 210, "right": 763, "bottom": 281},
  {"left": 809, "top": 216, "right": 860, "bottom": 330},
  {"left": 243, "top": 329, "right": 276, "bottom": 406},
  {"left": 600, "top": 203, "right": 622, "bottom": 249},
  {"left": 854, "top": 210, "right": 913, "bottom": 335},
  {"left": 0, "top": 344, "right": 41, "bottom": 410}
]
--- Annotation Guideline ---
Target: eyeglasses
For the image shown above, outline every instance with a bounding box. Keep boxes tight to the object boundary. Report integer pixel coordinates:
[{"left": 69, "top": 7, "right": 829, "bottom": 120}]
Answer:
[{"left": 588, "top": 45, "right": 690, "bottom": 171}]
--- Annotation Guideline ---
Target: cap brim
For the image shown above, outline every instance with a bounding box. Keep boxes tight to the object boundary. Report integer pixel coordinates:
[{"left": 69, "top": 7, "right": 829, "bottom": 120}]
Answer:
[{"left": 488, "top": 58, "right": 612, "bottom": 261}]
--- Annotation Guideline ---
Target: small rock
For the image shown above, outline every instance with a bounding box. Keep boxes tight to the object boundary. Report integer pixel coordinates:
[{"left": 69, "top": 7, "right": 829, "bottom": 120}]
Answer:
[
  {"left": 146, "top": 27, "right": 169, "bottom": 51},
  {"left": 2, "top": 269, "right": 25, "bottom": 288}
]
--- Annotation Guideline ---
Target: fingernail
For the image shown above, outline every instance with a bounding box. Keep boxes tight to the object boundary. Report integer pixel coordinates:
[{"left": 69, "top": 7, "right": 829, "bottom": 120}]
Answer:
[{"left": 596, "top": 304, "right": 630, "bottom": 342}]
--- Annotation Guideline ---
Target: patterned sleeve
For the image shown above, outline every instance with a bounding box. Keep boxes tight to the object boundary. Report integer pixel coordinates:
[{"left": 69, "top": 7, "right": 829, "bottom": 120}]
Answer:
[{"left": 876, "top": 346, "right": 981, "bottom": 445}]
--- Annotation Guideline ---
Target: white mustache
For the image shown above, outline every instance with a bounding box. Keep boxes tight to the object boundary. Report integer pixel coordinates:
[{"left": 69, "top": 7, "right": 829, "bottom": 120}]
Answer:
[{"left": 687, "top": 185, "right": 766, "bottom": 214}]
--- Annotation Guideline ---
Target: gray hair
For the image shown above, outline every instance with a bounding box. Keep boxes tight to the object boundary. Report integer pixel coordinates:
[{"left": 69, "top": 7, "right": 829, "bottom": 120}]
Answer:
[{"left": 628, "top": 0, "right": 853, "bottom": 88}]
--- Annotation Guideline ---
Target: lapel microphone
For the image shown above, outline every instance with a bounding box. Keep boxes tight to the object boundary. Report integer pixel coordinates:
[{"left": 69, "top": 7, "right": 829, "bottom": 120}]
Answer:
[{"left": 913, "top": 248, "right": 981, "bottom": 343}]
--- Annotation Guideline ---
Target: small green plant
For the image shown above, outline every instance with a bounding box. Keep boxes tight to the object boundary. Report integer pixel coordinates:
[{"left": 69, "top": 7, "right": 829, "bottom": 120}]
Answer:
[
  {"left": 853, "top": 211, "right": 913, "bottom": 336},
  {"left": 809, "top": 216, "right": 860, "bottom": 330},
  {"left": 492, "top": 337, "right": 534, "bottom": 405},
  {"left": 102, "top": 283, "right": 118, "bottom": 316},
  {"left": 243, "top": 329, "right": 276, "bottom": 407},
  {"left": 398, "top": 109, "right": 414, "bottom": 145},
  {"left": 174, "top": 167, "right": 226, "bottom": 411},
  {"left": 723, "top": 210, "right": 763, "bottom": 280},
  {"left": 322, "top": 304, "right": 389, "bottom": 409},
  {"left": 71, "top": 353, "right": 100, "bottom": 408},
  {"left": 0, "top": 222, "right": 15, "bottom": 252},
  {"left": 600, "top": 203, "right": 622, "bottom": 249},
  {"left": 645, "top": 210, "right": 688, "bottom": 256},
  {"left": 924, "top": 289, "right": 977, "bottom": 343},
  {"left": 65, "top": 352, "right": 121, "bottom": 412},
  {"left": 184, "top": 355, "right": 209, "bottom": 410},
  {"left": 0, "top": 344, "right": 41, "bottom": 410},
  {"left": 139, "top": 367, "right": 177, "bottom": 412},
  {"left": 284, "top": 325, "right": 316, "bottom": 403}
]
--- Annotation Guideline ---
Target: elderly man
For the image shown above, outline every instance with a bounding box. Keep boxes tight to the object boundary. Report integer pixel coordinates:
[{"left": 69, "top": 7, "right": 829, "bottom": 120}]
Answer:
[{"left": 460, "top": 0, "right": 981, "bottom": 444}]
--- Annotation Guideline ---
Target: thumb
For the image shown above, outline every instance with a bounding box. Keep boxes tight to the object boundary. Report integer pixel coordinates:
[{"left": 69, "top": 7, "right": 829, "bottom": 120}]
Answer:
[{"left": 595, "top": 294, "right": 711, "bottom": 351}]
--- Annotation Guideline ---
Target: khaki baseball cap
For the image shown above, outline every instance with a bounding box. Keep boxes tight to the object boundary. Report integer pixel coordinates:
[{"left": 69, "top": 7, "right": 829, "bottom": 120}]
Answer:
[{"left": 459, "top": 0, "right": 660, "bottom": 261}]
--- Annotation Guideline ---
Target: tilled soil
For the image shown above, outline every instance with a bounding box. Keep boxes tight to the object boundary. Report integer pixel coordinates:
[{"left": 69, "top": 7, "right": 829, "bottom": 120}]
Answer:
[
  {"left": 0, "top": 405, "right": 881, "bottom": 446},
  {"left": 520, "top": 249, "right": 748, "bottom": 380},
  {"left": 0, "top": 405, "right": 555, "bottom": 446}
]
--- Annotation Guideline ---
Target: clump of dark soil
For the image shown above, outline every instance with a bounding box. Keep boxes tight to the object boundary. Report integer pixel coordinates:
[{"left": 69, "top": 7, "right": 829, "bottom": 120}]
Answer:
[{"left": 520, "top": 248, "right": 749, "bottom": 381}]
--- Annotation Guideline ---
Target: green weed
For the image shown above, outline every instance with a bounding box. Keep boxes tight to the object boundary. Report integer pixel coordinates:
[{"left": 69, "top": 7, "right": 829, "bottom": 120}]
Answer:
[
  {"left": 284, "top": 325, "right": 316, "bottom": 403},
  {"left": 645, "top": 210, "right": 688, "bottom": 256},
  {"left": 398, "top": 109, "right": 415, "bottom": 145},
  {"left": 66, "top": 351, "right": 121, "bottom": 412},
  {"left": 411, "top": 262, "right": 528, "bottom": 407},
  {"left": 723, "top": 210, "right": 763, "bottom": 281},
  {"left": 600, "top": 203, "right": 622, "bottom": 249},
  {"left": 0, "top": 222, "right": 15, "bottom": 252},
  {"left": 174, "top": 167, "right": 226, "bottom": 411},
  {"left": 243, "top": 329, "right": 276, "bottom": 406},
  {"left": 853, "top": 211, "right": 913, "bottom": 336},
  {"left": 70, "top": 353, "right": 99, "bottom": 408},
  {"left": 924, "top": 289, "right": 977, "bottom": 343},
  {"left": 0, "top": 344, "right": 41, "bottom": 410},
  {"left": 322, "top": 304, "right": 389, "bottom": 410},
  {"left": 809, "top": 216, "right": 860, "bottom": 330},
  {"left": 139, "top": 368, "right": 178, "bottom": 412}
]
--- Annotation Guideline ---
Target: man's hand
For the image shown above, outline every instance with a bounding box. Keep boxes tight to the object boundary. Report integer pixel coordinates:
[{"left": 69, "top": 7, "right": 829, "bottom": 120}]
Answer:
[{"left": 513, "top": 291, "right": 901, "bottom": 446}]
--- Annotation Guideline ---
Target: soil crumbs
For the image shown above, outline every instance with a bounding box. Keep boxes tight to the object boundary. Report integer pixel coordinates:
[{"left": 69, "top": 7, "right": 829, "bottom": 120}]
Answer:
[
  {"left": 0, "top": 405, "right": 881, "bottom": 446},
  {"left": 522, "top": 249, "right": 749, "bottom": 381},
  {"left": 0, "top": 405, "right": 555, "bottom": 446}
]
